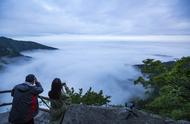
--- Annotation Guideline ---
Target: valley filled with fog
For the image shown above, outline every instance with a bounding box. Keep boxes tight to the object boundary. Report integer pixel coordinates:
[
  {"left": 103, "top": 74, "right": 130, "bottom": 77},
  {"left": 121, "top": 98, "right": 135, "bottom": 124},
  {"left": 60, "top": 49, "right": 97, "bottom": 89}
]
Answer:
[{"left": 0, "top": 38, "right": 190, "bottom": 112}]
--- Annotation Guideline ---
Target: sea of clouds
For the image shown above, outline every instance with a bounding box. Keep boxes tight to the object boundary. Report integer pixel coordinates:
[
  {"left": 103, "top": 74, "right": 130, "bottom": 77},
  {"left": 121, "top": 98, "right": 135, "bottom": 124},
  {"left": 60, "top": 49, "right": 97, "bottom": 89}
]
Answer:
[{"left": 0, "top": 37, "right": 190, "bottom": 112}]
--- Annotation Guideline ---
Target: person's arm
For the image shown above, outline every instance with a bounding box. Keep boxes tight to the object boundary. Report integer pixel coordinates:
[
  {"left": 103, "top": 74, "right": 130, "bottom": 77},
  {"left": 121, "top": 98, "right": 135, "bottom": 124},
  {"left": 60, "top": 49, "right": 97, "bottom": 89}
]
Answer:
[
  {"left": 11, "top": 87, "right": 15, "bottom": 97},
  {"left": 62, "top": 84, "right": 72, "bottom": 105},
  {"left": 63, "top": 84, "right": 71, "bottom": 95},
  {"left": 61, "top": 89, "right": 72, "bottom": 105},
  {"left": 31, "top": 81, "right": 44, "bottom": 95},
  {"left": 61, "top": 90, "right": 68, "bottom": 99}
]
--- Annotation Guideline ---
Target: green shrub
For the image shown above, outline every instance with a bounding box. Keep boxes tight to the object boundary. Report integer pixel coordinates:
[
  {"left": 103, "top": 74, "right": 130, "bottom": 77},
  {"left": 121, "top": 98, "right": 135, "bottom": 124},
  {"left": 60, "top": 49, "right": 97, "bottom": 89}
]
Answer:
[
  {"left": 134, "top": 57, "right": 190, "bottom": 120},
  {"left": 70, "top": 87, "right": 111, "bottom": 105}
]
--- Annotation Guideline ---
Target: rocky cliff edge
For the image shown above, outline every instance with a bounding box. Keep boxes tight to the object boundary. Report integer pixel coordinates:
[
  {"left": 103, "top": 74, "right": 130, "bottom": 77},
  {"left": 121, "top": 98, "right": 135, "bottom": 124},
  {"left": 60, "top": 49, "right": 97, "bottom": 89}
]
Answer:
[{"left": 0, "top": 104, "right": 189, "bottom": 124}]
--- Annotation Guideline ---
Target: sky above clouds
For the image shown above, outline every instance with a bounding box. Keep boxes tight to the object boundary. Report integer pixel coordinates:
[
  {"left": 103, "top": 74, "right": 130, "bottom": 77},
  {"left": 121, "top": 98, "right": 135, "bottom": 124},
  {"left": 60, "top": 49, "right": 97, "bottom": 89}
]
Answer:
[{"left": 0, "top": 0, "right": 190, "bottom": 36}]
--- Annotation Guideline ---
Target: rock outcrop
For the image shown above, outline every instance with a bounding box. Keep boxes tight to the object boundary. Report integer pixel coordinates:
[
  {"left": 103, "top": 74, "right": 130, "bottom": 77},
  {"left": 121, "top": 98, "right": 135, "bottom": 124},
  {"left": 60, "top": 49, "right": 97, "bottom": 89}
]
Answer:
[
  {"left": 0, "top": 104, "right": 189, "bottom": 124},
  {"left": 0, "top": 36, "right": 57, "bottom": 57}
]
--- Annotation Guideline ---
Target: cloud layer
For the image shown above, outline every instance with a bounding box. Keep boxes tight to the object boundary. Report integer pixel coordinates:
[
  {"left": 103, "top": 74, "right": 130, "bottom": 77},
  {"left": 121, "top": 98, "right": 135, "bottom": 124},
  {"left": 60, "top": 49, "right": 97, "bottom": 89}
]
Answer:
[
  {"left": 0, "top": 0, "right": 190, "bottom": 36},
  {"left": 1, "top": 40, "right": 190, "bottom": 106}
]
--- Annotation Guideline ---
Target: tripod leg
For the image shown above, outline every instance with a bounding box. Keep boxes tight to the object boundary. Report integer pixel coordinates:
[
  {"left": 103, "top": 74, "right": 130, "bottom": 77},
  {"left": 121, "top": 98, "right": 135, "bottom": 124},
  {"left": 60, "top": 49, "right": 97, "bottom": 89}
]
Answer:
[
  {"left": 125, "top": 113, "right": 132, "bottom": 120},
  {"left": 131, "top": 112, "right": 138, "bottom": 118}
]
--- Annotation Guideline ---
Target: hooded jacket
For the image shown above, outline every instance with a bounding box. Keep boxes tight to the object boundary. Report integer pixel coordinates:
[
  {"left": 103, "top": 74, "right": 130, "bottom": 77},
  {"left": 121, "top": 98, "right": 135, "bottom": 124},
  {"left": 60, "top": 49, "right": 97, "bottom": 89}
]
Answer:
[{"left": 9, "top": 81, "right": 43, "bottom": 123}]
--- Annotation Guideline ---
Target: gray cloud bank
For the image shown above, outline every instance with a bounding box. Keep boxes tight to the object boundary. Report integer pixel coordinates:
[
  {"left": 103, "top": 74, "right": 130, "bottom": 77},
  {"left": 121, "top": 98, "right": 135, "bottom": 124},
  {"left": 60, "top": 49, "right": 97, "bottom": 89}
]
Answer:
[{"left": 0, "top": 0, "right": 190, "bottom": 36}]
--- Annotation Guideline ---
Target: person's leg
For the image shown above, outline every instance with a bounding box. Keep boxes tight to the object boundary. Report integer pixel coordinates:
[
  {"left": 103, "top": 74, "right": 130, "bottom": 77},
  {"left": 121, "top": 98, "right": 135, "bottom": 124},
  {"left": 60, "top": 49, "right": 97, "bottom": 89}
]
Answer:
[
  {"left": 23, "top": 118, "right": 34, "bottom": 124},
  {"left": 30, "top": 118, "right": 34, "bottom": 124}
]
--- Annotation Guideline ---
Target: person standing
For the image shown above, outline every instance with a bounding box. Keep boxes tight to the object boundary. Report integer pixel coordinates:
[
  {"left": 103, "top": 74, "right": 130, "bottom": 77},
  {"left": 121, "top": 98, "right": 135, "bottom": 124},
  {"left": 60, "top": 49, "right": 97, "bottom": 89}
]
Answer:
[
  {"left": 9, "top": 74, "right": 44, "bottom": 124},
  {"left": 48, "top": 78, "right": 71, "bottom": 124}
]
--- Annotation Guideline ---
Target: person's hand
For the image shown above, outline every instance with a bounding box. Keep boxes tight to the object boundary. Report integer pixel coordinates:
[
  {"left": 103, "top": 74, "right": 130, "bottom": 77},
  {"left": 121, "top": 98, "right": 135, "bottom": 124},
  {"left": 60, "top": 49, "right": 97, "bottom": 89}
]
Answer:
[
  {"left": 34, "top": 77, "right": 38, "bottom": 84},
  {"left": 62, "top": 82, "right": 66, "bottom": 86}
]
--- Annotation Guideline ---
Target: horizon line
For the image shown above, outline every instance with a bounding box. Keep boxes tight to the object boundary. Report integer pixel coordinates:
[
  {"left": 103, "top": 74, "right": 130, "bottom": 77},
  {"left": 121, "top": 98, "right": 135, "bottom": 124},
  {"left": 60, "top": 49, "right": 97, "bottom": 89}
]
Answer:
[{"left": 11, "top": 34, "right": 190, "bottom": 42}]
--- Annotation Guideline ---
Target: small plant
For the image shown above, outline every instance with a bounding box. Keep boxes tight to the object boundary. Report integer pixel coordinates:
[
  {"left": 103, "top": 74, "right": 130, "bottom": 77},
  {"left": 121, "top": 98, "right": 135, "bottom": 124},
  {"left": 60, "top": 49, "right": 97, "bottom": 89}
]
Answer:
[{"left": 70, "top": 87, "right": 111, "bottom": 105}]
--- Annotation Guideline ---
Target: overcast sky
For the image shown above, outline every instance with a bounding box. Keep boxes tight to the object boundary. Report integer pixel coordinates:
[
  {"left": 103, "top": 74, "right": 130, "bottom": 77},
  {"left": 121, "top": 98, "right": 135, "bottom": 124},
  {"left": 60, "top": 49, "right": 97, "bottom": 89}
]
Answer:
[{"left": 0, "top": 0, "right": 190, "bottom": 36}]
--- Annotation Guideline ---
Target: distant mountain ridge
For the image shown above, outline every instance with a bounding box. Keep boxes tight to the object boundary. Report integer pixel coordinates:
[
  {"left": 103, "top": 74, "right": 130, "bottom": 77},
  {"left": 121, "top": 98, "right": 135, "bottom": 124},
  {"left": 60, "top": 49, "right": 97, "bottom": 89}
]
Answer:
[{"left": 0, "top": 36, "right": 57, "bottom": 57}]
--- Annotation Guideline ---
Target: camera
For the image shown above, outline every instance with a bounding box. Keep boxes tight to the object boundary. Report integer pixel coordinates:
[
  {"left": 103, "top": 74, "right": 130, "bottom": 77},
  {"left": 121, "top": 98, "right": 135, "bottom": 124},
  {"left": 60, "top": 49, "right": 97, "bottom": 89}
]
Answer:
[{"left": 62, "top": 83, "right": 66, "bottom": 86}]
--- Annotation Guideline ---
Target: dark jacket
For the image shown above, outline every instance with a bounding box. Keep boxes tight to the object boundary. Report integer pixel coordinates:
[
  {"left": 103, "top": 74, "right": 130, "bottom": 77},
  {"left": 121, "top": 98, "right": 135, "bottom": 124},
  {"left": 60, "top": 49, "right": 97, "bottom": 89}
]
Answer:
[{"left": 9, "top": 82, "right": 43, "bottom": 123}]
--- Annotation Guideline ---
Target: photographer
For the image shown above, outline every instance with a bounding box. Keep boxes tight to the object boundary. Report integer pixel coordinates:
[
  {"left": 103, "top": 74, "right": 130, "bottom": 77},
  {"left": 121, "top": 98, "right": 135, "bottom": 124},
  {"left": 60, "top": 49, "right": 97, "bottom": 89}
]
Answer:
[
  {"left": 9, "top": 74, "right": 44, "bottom": 124},
  {"left": 48, "top": 78, "right": 71, "bottom": 124}
]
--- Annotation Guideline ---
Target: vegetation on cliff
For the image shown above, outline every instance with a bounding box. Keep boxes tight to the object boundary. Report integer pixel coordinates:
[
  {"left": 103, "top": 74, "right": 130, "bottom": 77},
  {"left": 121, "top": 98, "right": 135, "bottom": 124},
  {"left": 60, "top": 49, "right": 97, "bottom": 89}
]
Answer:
[
  {"left": 134, "top": 57, "right": 190, "bottom": 120},
  {"left": 69, "top": 87, "right": 111, "bottom": 105},
  {"left": 0, "top": 36, "right": 56, "bottom": 57}
]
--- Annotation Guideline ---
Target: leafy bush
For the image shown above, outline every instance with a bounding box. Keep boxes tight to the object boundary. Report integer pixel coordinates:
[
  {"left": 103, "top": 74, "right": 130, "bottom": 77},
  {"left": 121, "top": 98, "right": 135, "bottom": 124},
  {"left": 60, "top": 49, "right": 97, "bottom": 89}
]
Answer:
[
  {"left": 70, "top": 87, "right": 111, "bottom": 105},
  {"left": 134, "top": 57, "right": 190, "bottom": 120}
]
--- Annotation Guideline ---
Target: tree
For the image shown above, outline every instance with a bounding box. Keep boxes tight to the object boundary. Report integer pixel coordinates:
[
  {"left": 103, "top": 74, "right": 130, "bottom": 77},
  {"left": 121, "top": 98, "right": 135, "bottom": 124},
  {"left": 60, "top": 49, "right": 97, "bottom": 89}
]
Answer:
[{"left": 134, "top": 57, "right": 190, "bottom": 120}]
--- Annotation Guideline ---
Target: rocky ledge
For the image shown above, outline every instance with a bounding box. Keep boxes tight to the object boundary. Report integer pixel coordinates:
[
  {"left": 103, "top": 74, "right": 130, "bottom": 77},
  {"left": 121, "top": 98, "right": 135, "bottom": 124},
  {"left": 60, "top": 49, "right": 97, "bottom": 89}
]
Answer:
[{"left": 0, "top": 104, "right": 189, "bottom": 124}]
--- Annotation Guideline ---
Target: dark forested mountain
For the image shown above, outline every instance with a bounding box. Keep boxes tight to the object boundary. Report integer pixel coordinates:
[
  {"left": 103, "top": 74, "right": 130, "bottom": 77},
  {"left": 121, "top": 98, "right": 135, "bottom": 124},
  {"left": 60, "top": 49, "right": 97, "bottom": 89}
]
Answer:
[{"left": 0, "top": 36, "right": 56, "bottom": 57}]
